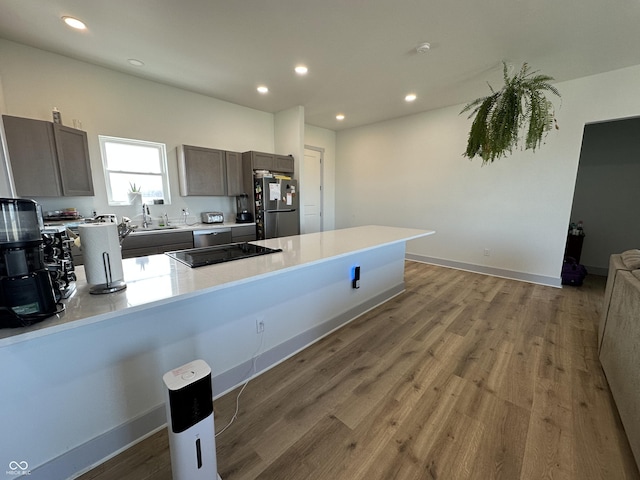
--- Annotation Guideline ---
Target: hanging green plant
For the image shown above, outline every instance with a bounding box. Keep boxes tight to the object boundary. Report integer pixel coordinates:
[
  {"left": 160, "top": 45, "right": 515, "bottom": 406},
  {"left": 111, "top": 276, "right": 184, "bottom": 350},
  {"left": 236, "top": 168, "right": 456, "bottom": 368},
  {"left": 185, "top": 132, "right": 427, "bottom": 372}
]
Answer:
[{"left": 461, "top": 62, "right": 561, "bottom": 164}]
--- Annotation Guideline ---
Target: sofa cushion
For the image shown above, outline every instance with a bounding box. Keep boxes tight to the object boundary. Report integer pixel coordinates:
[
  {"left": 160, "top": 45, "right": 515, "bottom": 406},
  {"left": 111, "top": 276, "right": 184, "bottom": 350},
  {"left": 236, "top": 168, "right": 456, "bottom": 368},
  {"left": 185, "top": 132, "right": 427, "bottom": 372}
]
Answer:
[{"left": 621, "top": 249, "right": 640, "bottom": 270}]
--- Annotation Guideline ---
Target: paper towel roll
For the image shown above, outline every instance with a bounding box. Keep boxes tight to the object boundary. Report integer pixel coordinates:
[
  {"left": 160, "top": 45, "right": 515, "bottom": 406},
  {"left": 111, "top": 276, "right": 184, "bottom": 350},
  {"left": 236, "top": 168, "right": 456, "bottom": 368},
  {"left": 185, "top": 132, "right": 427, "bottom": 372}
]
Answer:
[{"left": 78, "top": 223, "right": 124, "bottom": 286}]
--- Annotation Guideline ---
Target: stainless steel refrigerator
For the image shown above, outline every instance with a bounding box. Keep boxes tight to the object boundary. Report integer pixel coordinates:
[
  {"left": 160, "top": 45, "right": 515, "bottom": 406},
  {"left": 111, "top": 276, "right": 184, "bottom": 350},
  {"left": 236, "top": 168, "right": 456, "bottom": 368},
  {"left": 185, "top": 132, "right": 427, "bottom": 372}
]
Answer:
[{"left": 254, "top": 177, "right": 300, "bottom": 239}]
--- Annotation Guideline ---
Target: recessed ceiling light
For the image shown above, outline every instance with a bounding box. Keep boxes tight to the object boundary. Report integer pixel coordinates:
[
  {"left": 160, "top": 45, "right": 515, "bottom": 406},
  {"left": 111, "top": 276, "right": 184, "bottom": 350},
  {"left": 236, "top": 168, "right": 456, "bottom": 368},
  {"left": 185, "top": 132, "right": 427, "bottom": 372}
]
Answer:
[
  {"left": 336, "top": 114, "right": 345, "bottom": 121},
  {"left": 405, "top": 93, "right": 417, "bottom": 102},
  {"left": 295, "top": 65, "right": 308, "bottom": 75},
  {"left": 257, "top": 86, "right": 269, "bottom": 94},
  {"left": 62, "top": 16, "right": 86, "bottom": 30},
  {"left": 127, "top": 59, "right": 145, "bottom": 67}
]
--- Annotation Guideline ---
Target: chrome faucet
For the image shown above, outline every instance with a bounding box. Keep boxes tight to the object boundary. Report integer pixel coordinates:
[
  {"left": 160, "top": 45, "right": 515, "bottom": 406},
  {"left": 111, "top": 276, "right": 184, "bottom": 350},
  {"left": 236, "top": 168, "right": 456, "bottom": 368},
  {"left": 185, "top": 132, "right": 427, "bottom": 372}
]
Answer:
[{"left": 142, "top": 204, "right": 152, "bottom": 228}]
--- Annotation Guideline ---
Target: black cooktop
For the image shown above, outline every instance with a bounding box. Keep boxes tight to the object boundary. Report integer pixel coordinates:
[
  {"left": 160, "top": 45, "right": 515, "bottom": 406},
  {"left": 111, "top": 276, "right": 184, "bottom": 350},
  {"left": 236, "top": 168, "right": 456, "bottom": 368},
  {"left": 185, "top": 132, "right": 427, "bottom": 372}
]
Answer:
[{"left": 165, "top": 242, "right": 282, "bottom": 268}]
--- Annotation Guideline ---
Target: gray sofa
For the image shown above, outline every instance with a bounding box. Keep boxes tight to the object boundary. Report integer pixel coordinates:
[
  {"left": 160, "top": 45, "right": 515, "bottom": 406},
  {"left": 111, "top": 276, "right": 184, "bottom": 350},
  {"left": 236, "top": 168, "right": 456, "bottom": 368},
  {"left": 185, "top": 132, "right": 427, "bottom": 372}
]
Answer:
[{"left": 599, "top": 250, "right": 640, "bottom": 470}]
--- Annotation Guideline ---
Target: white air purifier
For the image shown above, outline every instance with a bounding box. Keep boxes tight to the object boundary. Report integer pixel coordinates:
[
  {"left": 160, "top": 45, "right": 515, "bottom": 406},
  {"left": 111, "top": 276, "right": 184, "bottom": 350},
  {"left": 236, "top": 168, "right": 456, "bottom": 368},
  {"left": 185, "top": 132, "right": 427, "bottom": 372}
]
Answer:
[{"left": 163, "top": 359, "right": 222, "bottom": 480}]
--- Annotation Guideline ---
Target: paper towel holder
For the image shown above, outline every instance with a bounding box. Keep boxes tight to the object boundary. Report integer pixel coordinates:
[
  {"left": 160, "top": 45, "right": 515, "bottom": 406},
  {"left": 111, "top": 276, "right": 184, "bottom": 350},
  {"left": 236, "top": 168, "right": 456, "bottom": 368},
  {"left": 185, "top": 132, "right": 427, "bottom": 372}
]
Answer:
[{"left": 89, "top": 251, "right": 127, "bottom": 295}]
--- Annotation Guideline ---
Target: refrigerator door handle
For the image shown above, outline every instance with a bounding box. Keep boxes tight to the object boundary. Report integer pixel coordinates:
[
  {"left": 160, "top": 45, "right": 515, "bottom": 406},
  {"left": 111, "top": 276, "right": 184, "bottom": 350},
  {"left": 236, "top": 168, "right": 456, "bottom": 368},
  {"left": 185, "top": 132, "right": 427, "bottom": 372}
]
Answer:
[{"left": 266, "top": 209, "right": 296, "bottom": 213}]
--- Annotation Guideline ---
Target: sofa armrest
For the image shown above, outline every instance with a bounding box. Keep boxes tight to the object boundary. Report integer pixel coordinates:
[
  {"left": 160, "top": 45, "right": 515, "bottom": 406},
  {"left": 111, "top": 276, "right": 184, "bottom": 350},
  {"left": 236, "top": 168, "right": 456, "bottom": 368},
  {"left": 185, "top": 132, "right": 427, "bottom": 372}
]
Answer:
[
  {"left": 599, "top": 270, "right": 640, "bottom": 470},
  {"left": 599, "top": 254, "right": 631, "bottom": 351}
]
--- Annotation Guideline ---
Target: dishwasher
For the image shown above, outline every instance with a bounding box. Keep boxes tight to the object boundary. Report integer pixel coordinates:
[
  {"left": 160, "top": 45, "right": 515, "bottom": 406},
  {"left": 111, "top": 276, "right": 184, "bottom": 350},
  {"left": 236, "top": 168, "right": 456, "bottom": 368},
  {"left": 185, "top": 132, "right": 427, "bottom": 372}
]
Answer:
[{"left": 193, "top": 228, "right": 232, "bottom": 248}]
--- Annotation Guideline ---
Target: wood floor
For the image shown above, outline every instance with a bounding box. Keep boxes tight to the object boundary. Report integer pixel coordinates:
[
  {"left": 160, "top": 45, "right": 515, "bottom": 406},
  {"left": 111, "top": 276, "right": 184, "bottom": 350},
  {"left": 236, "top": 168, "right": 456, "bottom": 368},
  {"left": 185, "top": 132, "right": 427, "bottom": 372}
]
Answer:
[{"left": 78, "top": 262, "right": 639, "bottom": 480}]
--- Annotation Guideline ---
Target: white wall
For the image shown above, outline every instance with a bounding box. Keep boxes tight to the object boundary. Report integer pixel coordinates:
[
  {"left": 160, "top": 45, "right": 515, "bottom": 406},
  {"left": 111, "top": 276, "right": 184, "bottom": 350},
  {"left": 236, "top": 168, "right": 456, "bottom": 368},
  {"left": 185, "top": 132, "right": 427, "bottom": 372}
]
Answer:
[
  {"left": 0, "top": 39, "right": 275, "bottom": 222},
  {"left": 335, "top": 64, "right": 640, "bottom": 284},
  {"left": 571, "top": 162, "right": 640, "bottom": 272},
  {"left": 274, "top": 106, "right": 305, "bottom": 230},
  {"left": 275, "top": 105, "right": 305, "bottom": 174},
  {"left": 304, "top": 124, "right": 337, "bottom": 231}
]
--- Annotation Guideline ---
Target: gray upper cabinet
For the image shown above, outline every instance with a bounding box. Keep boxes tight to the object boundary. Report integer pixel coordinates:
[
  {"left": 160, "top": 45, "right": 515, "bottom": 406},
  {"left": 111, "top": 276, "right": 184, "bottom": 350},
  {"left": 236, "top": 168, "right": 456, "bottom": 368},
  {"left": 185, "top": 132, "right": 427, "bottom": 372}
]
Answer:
[
  {"left": 225, "top": 151, "right": 245, "bottom": 196},
  {"left": 242, "top": 151, "right": 294, "bottom": 173},
  {"left": 274, "top": 155, "right": 294, "bottom": 173},
  {"left": 252, "top": 152, "right": 276, "bottom": 170},
  {"left": 53, "top": 124, "right": 94, "bottom": 196},
  {"left": 3, "top": 115, "right": 94, "bottom": 197},
  {"left": 178, "top": 145, "right": 226, "bottom": 196},
  {"left": 178, "top": 145, "right": 244, "bottom": 196}
]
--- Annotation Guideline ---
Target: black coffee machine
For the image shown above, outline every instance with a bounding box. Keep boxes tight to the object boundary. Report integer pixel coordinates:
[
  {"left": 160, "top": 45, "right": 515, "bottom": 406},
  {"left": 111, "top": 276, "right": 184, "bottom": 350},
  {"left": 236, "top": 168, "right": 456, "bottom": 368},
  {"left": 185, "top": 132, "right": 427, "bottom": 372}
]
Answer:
[
  {"left": 235, "top": 194, "right": 253, "bottom": 223},
  {"left": 0, "top": 198, "right": 60, "bottom": 328}
]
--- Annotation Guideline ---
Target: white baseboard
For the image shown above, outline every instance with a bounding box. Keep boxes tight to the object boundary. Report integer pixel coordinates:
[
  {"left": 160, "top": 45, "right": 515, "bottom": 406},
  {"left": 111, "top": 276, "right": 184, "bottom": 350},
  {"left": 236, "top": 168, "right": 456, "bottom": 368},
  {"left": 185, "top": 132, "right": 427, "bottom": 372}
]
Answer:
[
  {"left": 406, "top": 253, "right": 562, "bottom": 288},
  {"left": 584, "top": 265, "right": 608, "bottom": 277}
]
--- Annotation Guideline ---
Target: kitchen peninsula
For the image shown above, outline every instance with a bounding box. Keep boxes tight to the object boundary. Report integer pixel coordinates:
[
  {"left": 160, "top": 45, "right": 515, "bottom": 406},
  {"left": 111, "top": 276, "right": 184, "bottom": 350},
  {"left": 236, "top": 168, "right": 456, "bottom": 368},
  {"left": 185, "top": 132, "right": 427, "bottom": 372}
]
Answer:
[{"left": 0, "top": 225, "right": 433, "bottom": 479}]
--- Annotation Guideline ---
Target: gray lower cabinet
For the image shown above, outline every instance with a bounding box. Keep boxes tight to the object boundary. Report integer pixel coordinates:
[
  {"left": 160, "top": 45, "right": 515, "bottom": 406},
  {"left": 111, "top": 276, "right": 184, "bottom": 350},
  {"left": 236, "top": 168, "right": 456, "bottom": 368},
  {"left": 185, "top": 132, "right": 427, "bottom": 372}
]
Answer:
[
  {"left": 121, "top": 231, "right": 193, "bottom": 259},
  {"left": 232, "top": 225, "right": 257, "bottom": 243},
  {"left": 3, "top": 115, "right": 94, "bottom": 197},
  {"left": 72, "top": 228, "right": 255, "bottom": 265},
  {"left": 73, "top": 231, "right": 194, "bottom": 265}
]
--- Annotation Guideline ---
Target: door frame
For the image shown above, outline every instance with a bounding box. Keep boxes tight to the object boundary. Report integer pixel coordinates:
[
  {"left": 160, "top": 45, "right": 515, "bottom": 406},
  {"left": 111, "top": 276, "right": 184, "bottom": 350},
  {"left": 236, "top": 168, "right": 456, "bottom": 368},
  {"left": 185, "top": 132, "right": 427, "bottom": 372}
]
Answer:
[{"left": 303, "top": 145, "right": 324, "bottom": 233}]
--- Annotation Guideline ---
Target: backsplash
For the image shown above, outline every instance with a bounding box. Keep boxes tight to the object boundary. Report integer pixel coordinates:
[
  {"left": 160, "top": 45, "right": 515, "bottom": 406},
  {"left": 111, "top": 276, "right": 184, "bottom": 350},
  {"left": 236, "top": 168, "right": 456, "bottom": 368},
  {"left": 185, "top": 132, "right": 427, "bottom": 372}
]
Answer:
[{"left": 34, "top": 195, "right": 236, "bottom": 226}]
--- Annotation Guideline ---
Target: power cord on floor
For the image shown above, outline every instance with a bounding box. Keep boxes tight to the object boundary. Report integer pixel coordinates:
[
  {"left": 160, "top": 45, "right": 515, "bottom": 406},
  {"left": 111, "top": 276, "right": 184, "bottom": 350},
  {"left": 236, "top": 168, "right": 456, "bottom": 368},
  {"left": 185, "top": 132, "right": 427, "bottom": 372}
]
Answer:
[{"left": 215, "top": 328, "right": 265, "bottom": 437}]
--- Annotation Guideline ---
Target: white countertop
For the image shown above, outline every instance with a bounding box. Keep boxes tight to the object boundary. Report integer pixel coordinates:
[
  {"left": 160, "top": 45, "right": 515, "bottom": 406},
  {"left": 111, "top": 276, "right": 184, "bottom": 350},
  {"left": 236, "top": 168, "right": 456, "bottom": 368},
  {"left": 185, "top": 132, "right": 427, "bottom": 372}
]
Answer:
[{"left": 0, "top": 225, "right": 433, "bottom": 346}]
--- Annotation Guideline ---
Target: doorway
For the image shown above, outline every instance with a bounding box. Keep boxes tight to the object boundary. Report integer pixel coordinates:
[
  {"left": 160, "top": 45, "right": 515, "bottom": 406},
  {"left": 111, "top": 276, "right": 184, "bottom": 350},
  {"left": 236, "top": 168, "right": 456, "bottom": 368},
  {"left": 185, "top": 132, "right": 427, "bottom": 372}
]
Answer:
[
  {"left": 302, "top": 146, "right": 323, "bottom": 234},
  {"left": 569, "top": 116, "right": 640, "bottom": 275}
]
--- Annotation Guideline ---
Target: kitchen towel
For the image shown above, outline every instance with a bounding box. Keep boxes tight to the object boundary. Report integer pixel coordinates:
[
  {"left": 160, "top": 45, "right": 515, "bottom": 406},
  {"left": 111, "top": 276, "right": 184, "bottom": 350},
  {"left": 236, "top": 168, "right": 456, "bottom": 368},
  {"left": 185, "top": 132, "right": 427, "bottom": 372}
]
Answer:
[{"left": 78, "top": 223, "right": 124, "bottom": 286}]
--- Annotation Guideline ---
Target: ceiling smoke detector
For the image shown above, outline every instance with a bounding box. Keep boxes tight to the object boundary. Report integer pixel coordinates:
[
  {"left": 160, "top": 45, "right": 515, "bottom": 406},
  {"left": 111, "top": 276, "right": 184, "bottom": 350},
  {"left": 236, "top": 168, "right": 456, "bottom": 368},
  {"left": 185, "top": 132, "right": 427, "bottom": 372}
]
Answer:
[{"left": 416, "top": 42, "right": 431, "bottom": 54}]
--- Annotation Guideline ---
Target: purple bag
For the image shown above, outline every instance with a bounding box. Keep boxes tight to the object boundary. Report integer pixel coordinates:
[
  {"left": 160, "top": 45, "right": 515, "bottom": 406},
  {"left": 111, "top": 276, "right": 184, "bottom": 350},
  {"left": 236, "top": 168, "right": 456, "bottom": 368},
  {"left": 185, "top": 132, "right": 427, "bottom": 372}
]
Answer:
[{"left": 561, "top": 257, "right": 587, "bottom": 286}]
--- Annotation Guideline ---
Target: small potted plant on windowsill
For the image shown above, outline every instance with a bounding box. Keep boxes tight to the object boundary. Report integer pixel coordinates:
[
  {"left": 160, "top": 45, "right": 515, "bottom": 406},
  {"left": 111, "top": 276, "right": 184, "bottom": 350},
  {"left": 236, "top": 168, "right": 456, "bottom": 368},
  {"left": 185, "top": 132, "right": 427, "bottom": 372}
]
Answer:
[{"left": 128, "top": 183, "right": 142, "bottom": 206}]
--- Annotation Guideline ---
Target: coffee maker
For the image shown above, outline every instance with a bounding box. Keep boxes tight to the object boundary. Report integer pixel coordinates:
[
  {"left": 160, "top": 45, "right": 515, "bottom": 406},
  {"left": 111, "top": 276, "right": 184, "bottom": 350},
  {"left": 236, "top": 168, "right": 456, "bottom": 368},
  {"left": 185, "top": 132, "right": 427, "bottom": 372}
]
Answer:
[
  {"left": 0, "top": 198, "right": 60, "bottom": 328},
  {"left": 235, "top": 194, "right": 253, "bottom": 223}
]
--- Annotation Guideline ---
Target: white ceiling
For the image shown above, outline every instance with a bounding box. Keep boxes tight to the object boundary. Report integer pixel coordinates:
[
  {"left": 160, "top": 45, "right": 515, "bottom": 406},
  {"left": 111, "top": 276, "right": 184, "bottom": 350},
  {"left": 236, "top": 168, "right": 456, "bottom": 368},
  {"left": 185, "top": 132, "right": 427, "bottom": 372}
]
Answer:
[{"left": 1, "top": 0, "right": 640, "bottom": 131}]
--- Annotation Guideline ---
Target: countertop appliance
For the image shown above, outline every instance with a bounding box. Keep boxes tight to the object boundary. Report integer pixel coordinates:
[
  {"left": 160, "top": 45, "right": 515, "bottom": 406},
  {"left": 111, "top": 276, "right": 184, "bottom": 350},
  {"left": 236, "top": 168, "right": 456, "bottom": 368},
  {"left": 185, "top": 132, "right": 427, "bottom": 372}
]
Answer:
[
  {"left": 192, "top": 228, "right": 232, "bottom": 248},
  {"left": 201, "top": 212, "right": 224, "bottom": 224},
  {"left": 166, "top": 243, "right": 282, "bottom": 268},
  {"left": 235, "top": 194, "right": 254, "bottom": 224},
  {"left": 254, "top": 177, "right": 299, "bottom": 239},
  {"left": 42, "top": 225, "right": 76, "bottom": 300},
  {"left": 0, "top": 198, "right": 60, "bottom": 327}
]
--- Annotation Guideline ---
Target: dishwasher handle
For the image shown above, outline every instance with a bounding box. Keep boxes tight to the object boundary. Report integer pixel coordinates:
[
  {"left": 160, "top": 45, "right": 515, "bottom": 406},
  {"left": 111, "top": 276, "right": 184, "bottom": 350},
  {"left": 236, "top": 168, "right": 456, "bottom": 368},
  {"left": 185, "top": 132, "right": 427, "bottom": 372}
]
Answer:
[{"left": 193, "top": 228, "right": 233, "bottom": 247}]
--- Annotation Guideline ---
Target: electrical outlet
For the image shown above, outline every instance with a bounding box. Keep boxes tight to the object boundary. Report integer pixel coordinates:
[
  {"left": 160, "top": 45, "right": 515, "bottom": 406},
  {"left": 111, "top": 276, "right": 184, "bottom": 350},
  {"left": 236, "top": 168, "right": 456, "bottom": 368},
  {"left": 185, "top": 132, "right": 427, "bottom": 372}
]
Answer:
[
  {"left": 484, "top": 248, "right": 490, "bottom": 256},
  {"left": 256, "top": 319, "right": 265, "bottom": 334}
]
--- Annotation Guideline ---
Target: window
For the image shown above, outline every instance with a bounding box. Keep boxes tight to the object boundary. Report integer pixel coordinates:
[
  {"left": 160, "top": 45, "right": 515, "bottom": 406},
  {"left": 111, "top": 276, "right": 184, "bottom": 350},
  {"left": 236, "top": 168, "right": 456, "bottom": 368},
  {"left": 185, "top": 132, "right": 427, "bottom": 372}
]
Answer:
[{"left": 99, "top": 135, "right": 171, "bottom": 206}]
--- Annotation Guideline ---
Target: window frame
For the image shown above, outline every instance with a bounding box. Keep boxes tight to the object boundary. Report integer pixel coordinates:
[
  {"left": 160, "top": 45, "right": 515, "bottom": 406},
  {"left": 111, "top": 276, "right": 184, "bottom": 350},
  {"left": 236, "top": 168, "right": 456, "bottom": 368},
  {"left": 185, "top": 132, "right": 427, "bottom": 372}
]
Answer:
[{"left": 99, "top": 135, "right": 172, "bottom": 206}]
